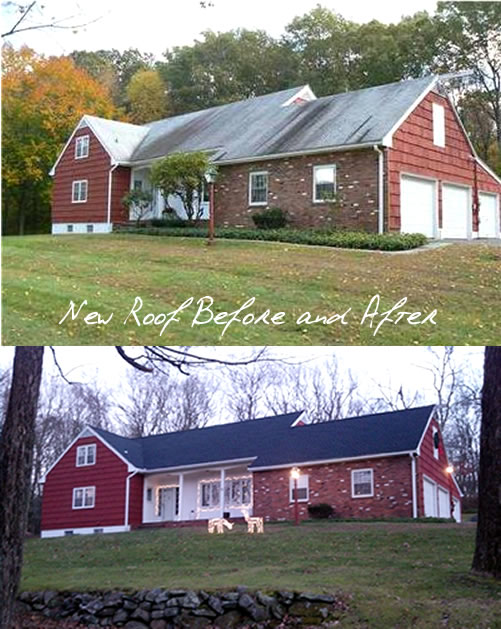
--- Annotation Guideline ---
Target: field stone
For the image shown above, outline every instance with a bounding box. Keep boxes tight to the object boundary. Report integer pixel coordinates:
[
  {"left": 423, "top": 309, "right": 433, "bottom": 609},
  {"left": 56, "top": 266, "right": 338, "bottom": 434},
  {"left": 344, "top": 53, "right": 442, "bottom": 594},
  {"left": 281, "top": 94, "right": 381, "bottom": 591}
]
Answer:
[
  {"left": 98, "top": 607, "right": 116, "bottom": 617},
  {"left": 152, "top": 609, "right": 166, "bottom": 619},
  {"left": 164, "top": 606, "right": 180, "bottom": 618},
  {"left": 131, "top": 606, "right": 150, "bottom": 622},
  {"left": 123, "top": 599, "right": 138, "bottom": 611},
  {"left": 43, "top": 590, "right": 58, "bottom": 605},
  {"left": 271, "top": 603, "right": 286, "bottom": 620},
  {"left": 139, "top": 600, "right": 152, "bottom": 610},
  {"left": 191, "top": 607, "right": 217, "bottom": 618},
  {"left": 180, "top": 591, "right": 200, "bottom": 609},
  {"left": 169, "top": 589, "right": 187, "bottom": 596},
  {"left": 151, "top": 620, "right": 168, "bottom": 629},
  {"left": 298, "top": 592, "right": 335, "bottom": 604},
  {"left": 216, "top": 611, "right": 244, "bottom": 629},
  {"left": 124, "top": 622, "right": 149, "bottom": 629},
  {"left": 237, "top": 593, "right": 255, "bottom": 611},
  {"left": 146, "top": 588, "right": 164, "bottom": 602},
  {"left": 113, "top": 608, "right": 129, "bottom": 624},
  {"left": 278, "top": 591, "right": 295, "bottom": 605},
  {"left": 207, "top": 595, "right": 224, "bottom": 614},
  {"left": 256, "top": 591, "right": 277, "bottom": 607},
  {"left": 155, "top": 590, "right": 170, "bottom": 604}
]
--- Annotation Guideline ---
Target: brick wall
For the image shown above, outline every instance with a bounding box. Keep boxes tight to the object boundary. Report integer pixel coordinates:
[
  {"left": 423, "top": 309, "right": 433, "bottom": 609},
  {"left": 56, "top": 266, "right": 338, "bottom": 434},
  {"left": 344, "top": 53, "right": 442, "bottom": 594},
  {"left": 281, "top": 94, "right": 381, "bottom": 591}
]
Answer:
[
  {"left": 253, "top": 455, "right": 413, "bottom": 521},
  {"left": 214, "top": 149, "right": 379, "bottom": 231}
]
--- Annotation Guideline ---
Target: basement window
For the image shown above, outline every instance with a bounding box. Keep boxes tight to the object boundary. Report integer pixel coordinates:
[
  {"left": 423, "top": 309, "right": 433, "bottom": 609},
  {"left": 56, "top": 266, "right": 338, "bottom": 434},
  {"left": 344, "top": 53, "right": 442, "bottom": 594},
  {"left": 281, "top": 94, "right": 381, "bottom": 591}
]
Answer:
[
  {"left": 76, "top": 444, "right": 96, "bottom": 467},
  {"left": 289, "top": 474, "right": 309, "bottom": 502},
  {"left": 86, "top": 224, "right": 94, "bottom": 233},
  {"left": 313, "top": 164, "right": 336, "bottom": 202},
  {"left": 72, "top": 486, "right": 95, "bottom": 509},
  {"left": 351, "top": 469, "right": 374, "bottom": 498},
  {"left": 249, "top": 171, "right": 268, "bottom": 206},
  {"left": 75, "top": 135, "right": 89, "bottom": 159},
  {"left": 67, "top": 225, "right": 74, "bottom": 233},
  {"left": 64, "top": 530, "right": 74, "bottom": 536},
  {"left": 432, "top": 103, "right": 445, "bottom": 147}
]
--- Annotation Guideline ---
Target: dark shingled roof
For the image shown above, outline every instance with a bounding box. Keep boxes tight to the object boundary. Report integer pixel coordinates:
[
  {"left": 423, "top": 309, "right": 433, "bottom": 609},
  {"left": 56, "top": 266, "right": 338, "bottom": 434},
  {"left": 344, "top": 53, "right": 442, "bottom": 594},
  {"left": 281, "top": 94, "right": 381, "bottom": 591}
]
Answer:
[
  {"left": 130, "top": 76, "right": 435, "bottom": 163},
  {"left": 91, "top": 405, "right": 434, "bottom": 471}
]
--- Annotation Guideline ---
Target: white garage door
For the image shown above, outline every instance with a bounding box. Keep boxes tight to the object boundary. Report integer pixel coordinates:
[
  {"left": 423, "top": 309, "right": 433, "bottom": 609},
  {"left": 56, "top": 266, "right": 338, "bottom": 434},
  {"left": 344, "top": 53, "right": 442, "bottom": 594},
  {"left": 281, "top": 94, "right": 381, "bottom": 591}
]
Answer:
[
  {"left": 442, "top": 184, "right": 470, "bottom": 238},
  {"left": 479, "top": 193, "right": 499, "bottom": 238},
  {"left": 423, "top": 478, "right": 437, "bottom": 517},
  {"left": 437, "top": 487, "right": 450, "bottom": 518},
  {"left": 401, "top": 175, "right": 436, "bottom": 237}
]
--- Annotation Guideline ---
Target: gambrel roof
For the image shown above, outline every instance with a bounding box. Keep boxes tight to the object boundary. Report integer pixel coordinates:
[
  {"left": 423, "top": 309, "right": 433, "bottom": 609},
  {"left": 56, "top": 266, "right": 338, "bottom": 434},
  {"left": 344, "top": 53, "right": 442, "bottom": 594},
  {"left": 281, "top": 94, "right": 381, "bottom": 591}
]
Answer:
[{"left": 90, "top": 405, "right": 436, "bottom": 472}]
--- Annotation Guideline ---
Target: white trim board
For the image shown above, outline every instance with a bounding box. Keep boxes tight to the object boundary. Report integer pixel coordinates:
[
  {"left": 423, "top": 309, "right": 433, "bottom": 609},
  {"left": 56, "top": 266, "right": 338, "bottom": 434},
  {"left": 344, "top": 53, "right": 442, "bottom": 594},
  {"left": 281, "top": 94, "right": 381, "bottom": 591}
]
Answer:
[{"left": 41, "top": 525, "right": 130, "bottom": 538}]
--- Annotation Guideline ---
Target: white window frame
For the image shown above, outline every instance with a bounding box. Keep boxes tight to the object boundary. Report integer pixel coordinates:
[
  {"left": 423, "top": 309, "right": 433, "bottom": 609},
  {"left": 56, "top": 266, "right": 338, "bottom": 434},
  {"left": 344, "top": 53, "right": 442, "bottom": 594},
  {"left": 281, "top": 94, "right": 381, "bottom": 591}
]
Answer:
[
  {"left": 432, "top": 427, "right": 439, "bottom": 460},
  {"left": 313, "top": 164, "right": 337, "bottom": 203},
  {"left": 224, "top": 477, "right": 252, "bottom": 507},
  {"left": 72, "top": 486, "right": 95, "bottom": 509},
  {"left": 75, "top": 135, "right": 90, "bottom": 159},
  {"left": 432, "top": 103, "right": 445, "bottom": 147},
  {"left": 72, "top": 180, "right": 88, "bottom": 203},
  {"left": 76, "top": 444, "right": 96, "bottom": 467},
  {"left": 289, "top": 474, "right": 309, "bottom": 503},
  {"left": 351, "top": 468, "right": 374, "bottom": 498},
  {"left": 200, "top": 481, "right": 221, "bottom": 509},
  {"left": 249, "top": 171, "right": 269, "bottom": 206}
]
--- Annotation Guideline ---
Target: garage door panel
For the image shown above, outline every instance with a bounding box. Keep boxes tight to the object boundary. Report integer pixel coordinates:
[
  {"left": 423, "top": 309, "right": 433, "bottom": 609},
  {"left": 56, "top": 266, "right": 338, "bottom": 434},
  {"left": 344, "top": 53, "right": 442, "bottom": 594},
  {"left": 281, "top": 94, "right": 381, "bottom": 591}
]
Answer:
[
  {"left": 438, "top": 487, "right": 449, "bottom": 518},
  {"left": 423, "top": 478, "right": 436, "bottom": 517},
  {"left": 442, "top": 184, "right": 470, "bottom": 239},
  {"left": 479, "top": 193, "right": 499, "bottom": 238},
  {"left": 400, "top": 175, "right": 436, "bottom": 237}
]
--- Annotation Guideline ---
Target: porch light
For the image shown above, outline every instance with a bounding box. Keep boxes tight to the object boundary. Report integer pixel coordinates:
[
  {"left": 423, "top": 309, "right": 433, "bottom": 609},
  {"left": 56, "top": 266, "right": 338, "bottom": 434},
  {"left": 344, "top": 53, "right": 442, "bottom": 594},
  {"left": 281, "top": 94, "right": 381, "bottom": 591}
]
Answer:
[
  {"left": 205, "top": 166, "right": 217, "bottom": 246},
  {"left": 290, "top": 467, "right": 300, "bottom": 525},
  {"left": 446, "top": 465, "right": 454, "bottom": 474}
]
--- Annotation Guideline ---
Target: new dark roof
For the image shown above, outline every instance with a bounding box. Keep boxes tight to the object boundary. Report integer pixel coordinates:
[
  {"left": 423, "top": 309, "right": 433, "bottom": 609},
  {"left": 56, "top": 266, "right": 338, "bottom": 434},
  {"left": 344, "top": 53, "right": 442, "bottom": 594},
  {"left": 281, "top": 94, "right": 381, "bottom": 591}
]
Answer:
[{"left": 92, "top": 405, "right": 434, "bottom": 471}]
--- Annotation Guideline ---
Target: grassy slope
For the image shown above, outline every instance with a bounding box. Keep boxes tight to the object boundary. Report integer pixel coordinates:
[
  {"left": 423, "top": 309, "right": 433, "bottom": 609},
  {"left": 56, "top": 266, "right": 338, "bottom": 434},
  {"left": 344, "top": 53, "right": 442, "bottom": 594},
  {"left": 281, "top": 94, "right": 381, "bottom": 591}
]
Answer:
[
  {"left": 3, "top": 234, "right": 501, "bottom": 345},
  {"left": 22, "top": 522, "right": 500, "bottom": 628}
]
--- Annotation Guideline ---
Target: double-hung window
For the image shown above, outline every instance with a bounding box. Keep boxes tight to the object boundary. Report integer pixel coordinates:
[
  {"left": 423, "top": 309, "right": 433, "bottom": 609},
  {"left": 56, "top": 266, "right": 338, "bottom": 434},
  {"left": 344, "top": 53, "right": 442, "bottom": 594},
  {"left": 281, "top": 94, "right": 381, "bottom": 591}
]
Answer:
[
  {"left": 75, "top": 135, "right": 89, "bottom": 159},
  {"left": 289, "top": 474, "right": 309, "bottom": 502},
  {"left": 200, "top": 481, "right": 220, "bottom": 508},
  {"left": 313, "top": 164, "right": 336, "bottom": 202},
  {"left": 224, "top": 478, "right": 252, "bottom": 507},
  {"left": 351, "top": 469, "right": 373, "bottom": 498},
  {"left": 72, "top": 486, "right": 95, "bottom": 509},
  {"left": 249, "top": 171, "right": 268, "bottom": 206},
  {"left": 76, "top": 444, "right": 96, "bottom": 467},
  {"left": 72, "top": 180, "right": 88, "bottom": 203}
]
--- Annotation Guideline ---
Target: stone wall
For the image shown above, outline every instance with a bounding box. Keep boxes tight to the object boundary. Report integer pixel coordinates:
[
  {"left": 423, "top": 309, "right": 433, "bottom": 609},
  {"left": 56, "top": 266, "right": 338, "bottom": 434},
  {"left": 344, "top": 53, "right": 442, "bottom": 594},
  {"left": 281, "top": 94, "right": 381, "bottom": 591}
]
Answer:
[
  {"left": 18, "top": 588, "right": 348, "bottom": 628},
  {"left": 214, "top": 149, "right": 379, "bottom": 231}
]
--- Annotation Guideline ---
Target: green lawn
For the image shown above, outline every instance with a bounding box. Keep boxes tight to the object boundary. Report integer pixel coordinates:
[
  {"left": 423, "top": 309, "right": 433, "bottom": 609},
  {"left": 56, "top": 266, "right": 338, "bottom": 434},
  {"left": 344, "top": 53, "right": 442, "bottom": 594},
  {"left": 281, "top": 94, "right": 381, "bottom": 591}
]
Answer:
[
  {"left": 2, "top": 234, "right": 501, "bottom": 345},
  {"left": 21, "top": 522, "right": 500, "bottom": 628}
]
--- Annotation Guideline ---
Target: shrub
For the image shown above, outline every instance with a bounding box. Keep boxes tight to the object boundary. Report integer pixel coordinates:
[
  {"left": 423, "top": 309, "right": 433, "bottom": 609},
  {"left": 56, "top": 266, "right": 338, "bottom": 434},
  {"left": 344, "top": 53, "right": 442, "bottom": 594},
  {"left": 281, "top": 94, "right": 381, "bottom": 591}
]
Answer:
[
  {"left": 308, "top": 503, "right": 335, "bottom": 519},
  {"left": 151, "top": 216, "right": 188, "bottom": 228},
  {"left": 252, "top": 207, "right": 288, "bottom": 229},
  {"left": 114, "top": 226, "right": 428, "bottom": 251}
]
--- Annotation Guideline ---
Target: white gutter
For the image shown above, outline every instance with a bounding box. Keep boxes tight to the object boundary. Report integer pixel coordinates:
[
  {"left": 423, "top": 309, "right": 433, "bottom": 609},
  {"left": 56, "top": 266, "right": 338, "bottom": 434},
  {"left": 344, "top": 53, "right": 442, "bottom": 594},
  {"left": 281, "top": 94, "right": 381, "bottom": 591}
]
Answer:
[
  {"left": 139, "top": 457, "right": 256, "bottom": 475},
  {"left": 250, "top": 450, "right": 414, "bottom": 472},
  {"left": 410, "top": 453, "right": 418, "bottom": 518},
  {"left": 374, "top": 145, "right": 385, "bottom": 234},
  {"left": 124, "top": 469, "right": 139, "bottom": 529},
  {"left": 107, "top": 163, "right": 119, "bottom": 230}
]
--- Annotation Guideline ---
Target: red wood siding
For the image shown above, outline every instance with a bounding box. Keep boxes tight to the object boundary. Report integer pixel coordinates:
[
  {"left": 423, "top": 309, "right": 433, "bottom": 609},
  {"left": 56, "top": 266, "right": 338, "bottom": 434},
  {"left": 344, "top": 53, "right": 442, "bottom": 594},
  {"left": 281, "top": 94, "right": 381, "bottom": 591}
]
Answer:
[
  {"left": 41, "top": 436, "right": 130, "bottom": 531},
  {"left": 253, "top": 455, "right": 413, "bottom": 521},
  {"left": 388, "top": 90, "right": 500, "bottom": 231},
  {"left": 52, "top": 127, "right": 112, "bottom": 224},
  {"left": 416, "top": 416, "right": 460, "bottom": 517},
  {"left": 128, "top": 474, "right": 144, "bottom": 528},
  {"left": 110, "top": 166, "right": 132, "bottom": 224}
]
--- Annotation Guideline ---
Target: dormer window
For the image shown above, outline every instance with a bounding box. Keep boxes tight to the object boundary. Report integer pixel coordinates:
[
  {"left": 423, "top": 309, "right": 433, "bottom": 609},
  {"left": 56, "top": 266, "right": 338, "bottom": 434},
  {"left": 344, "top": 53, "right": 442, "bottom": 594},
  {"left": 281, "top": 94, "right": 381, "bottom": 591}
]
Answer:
[
  {"left": 76, "top": 444, "right": 96, "bottom": 466},
  {"left": 75, "top": 135, "right": 89, "bottom": 159}
]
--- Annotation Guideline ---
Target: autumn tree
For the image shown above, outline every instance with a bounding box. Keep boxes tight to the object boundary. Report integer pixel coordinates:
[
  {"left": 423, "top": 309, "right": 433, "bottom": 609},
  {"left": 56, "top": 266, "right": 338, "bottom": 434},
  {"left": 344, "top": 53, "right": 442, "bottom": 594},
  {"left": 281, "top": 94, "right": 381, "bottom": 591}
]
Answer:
[
  {"left": 2, "top": 45, "right": 117, "bottom": 235},
  {"left": 126, "top": 68, "right": 168, "bottom": 123},
  {"left": 472, "top": 346, "right": 501, "bottom": 578}
]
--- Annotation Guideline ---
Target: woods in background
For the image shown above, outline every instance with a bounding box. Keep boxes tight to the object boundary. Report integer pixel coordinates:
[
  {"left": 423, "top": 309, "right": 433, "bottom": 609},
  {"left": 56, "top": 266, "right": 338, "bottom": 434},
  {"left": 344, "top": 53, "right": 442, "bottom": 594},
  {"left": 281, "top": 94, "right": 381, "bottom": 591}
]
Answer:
[{"left": 2, "top": 1, "right": 500, "bottom": 235}]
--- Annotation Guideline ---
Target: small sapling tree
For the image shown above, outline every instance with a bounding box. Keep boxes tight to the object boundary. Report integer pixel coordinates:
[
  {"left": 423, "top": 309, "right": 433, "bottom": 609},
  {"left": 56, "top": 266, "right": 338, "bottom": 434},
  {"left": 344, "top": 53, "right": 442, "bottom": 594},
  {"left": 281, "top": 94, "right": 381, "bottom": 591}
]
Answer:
[
  {"left": 122, "top": 189, "right": 154, "bottom": 226},
  {"left": 150, "top": 151, "right": 215, "bottom": 225}
]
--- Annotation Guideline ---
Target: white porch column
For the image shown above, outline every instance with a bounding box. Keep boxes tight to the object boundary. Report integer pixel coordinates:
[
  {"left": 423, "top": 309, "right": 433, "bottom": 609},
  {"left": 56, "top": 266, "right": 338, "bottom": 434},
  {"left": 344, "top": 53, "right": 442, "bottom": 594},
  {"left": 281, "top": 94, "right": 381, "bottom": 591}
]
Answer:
[
  {"left": 178, "top": 473, "right": 184, "bottom": 522},
  {"left": 220, "top": 469, "right": 225, "bottom": 517}
]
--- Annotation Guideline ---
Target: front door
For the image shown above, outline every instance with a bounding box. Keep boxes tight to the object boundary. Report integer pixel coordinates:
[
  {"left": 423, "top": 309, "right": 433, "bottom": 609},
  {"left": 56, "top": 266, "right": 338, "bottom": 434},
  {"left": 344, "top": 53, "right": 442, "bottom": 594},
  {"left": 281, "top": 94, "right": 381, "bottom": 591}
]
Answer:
[{"left": 158, "top": 487, "right": 177, "bottom": 521}]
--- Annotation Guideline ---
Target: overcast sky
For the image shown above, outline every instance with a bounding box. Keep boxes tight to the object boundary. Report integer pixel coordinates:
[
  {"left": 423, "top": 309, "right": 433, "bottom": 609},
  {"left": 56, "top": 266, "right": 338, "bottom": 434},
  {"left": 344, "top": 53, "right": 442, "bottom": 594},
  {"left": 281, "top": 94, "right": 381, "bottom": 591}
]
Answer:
[
  {"left": 0, "top": 346, "right": 484, "bottom": 415},
  {"left": 3, "top": 0, "right": 438, "bottom": 58}
]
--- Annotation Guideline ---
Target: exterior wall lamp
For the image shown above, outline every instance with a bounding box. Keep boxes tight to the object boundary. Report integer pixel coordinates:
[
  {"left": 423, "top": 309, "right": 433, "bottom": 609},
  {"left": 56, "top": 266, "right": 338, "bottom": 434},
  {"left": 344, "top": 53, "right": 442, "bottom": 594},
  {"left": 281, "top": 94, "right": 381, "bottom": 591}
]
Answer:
[{"left": 290, "top": 466, "right": 301, "bottom": 526}]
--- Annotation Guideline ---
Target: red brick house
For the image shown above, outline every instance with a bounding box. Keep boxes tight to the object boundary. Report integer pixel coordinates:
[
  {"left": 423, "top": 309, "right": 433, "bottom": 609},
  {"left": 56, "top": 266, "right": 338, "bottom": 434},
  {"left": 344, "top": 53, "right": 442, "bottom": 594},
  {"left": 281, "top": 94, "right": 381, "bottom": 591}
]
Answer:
[
  {"left": 40, "top": 406, "right": 461, "bottom": 537},
  {"left": 50, "top": 76, "right": 500, "bottom": 238}
]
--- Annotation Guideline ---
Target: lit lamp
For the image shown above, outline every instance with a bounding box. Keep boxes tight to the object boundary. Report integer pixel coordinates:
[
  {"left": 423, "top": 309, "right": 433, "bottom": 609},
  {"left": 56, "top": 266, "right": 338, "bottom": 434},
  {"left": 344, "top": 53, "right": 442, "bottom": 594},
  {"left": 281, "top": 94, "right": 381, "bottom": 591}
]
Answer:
[
  {"left": 291, "top": 466, "right": 301, "bottom": 526},
  {"left": 204, "top": 167, "right": 218, "bottom": 246},
  {"left": 445, "top": 465, "right": 454, "bottom": 519}
]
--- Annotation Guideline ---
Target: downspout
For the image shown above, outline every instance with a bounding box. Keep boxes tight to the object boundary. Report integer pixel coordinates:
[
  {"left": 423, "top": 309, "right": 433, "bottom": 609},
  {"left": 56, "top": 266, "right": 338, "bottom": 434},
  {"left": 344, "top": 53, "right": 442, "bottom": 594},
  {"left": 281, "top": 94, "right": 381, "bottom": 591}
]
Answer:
[
  {"left": 107, "top": 163, "right": 119, "bottom": 232},
  {"left": 373, "top": 146, "right": 385, "bottom": 234},
  {"left": 124, "top": 469, "right": 139, "bottom": 530},
  {"left": 411, "top": 453, "right": 418, "bottom": 519}
]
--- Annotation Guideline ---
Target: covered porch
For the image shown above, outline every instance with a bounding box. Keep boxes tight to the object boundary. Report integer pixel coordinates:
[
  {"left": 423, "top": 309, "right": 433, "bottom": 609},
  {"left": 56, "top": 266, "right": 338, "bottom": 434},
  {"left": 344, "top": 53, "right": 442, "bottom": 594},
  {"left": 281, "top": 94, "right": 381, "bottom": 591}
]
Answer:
[{"left": 141, "top": 463, "right": 253, "bottom": 525}]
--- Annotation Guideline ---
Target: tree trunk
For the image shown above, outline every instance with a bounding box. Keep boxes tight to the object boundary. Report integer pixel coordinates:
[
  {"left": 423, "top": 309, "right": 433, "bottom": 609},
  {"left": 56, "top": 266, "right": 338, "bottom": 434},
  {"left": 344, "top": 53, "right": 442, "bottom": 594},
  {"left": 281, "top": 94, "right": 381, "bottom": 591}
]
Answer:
[
  {"left": 0, "top": 347, "right": 44, "bottom": 629},
  {"left": 472, "top": 346, "right": 501, "bottom": 578}
]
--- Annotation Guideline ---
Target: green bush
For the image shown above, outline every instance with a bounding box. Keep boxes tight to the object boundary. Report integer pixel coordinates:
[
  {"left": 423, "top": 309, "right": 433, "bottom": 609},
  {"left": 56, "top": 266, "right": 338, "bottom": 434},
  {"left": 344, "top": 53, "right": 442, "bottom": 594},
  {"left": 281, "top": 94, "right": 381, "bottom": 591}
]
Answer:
[
  {"left": 151, "top": 216, "right": 187, "bottom": 228},
  {"left": 252, "top": 207, "right": 288, "bottom": 229},
  {"left": 114, "top": 225, "right": 428, "bottom": 251},
  {"left": 308, "top": 503, "right": 335, "bottom": 519}
]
